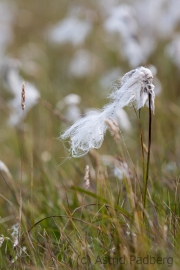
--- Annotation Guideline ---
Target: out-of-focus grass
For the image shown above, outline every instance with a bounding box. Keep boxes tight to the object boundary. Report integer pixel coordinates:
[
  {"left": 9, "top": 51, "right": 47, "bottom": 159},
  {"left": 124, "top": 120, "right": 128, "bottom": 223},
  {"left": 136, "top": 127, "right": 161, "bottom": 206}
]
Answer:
[{"left": 0, "top": 0, "right": 180, "bottom": 269}]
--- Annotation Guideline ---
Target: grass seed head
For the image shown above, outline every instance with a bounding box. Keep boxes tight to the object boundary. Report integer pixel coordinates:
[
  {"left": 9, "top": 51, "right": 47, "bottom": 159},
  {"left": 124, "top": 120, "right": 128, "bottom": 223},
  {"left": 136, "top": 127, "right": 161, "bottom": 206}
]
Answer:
[
  {"left": 21, "top": 82, "right": 26, "bottom": 110},
  {"left": 84, "top": 165, "right": 90, "bottom": 189}
]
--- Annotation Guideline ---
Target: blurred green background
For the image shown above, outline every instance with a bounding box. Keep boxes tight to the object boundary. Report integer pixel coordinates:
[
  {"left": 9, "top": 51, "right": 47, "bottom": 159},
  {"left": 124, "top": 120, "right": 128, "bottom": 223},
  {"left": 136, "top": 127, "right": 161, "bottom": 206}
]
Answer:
[{"left": 0, "top": 0, "right": 180, "bottom": 268}]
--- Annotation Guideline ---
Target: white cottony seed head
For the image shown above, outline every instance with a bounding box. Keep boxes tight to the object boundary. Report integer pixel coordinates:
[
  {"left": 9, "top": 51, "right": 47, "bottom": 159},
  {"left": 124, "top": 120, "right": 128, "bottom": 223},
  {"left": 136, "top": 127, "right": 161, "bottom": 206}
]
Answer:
[{"left": 61, "top": 66, "right": 155, "bottom": 157}]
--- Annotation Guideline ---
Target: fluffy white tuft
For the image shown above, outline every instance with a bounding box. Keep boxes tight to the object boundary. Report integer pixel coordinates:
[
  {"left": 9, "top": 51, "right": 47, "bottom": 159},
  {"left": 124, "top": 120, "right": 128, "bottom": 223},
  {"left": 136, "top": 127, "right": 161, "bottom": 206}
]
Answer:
[
  {"left": 61, "top": 66, "right": 155, "bottom": 157},
  {"left": 61, "top": 111, "right": 107, "bottom": 157}
]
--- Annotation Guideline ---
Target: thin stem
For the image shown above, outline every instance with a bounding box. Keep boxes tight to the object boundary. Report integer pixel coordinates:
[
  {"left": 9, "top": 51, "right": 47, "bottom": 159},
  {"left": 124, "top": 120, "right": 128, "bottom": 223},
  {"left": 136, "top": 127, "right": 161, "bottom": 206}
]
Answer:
[
  {"left": 19, "top": 110, "right": 24, "bottom": 245},
  {"left": 19, "top": 83, "right": 25, "bottom": 265},
  {"left": 133, "top": 107, "right": 144, "bottom": 200},
  {"left": 143, "top": 94, "right": 152, "bottom": 214},
  {"left": 138, "top": 109, "right": 145, "bottom": 180}
]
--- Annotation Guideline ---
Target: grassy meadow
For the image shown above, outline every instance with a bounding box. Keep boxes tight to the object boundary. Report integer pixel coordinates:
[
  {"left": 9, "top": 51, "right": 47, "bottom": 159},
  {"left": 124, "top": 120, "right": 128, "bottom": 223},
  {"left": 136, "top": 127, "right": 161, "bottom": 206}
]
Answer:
[{"left": 0, "top": 0, "right": 180, "bottom": 269}]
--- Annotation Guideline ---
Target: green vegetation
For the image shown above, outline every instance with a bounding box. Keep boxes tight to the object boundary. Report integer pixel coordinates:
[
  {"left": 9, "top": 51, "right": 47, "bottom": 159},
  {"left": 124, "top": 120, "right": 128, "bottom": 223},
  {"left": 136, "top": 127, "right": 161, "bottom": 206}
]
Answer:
[{"left": 0, "top": 0, "right": 180, "bottom": 269}]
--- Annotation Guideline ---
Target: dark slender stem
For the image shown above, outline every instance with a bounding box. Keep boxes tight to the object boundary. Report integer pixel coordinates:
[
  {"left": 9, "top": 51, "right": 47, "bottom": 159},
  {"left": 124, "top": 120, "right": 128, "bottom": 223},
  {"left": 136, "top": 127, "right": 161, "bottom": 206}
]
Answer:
[
  {"left": 133, "top": 107, "right": 144, "bottom": 199},
  {"left": 138, "top": 109, "right": 145, "bottom": 185},
  {"left": 143, "top": 94, "right": 152, "bottom": 213}
]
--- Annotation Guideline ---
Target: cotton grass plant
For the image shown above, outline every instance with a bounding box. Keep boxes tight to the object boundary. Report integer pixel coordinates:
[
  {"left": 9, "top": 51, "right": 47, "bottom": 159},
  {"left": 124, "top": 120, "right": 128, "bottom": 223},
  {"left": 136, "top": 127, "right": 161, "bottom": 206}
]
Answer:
[
  {"left": 61, "top": 66, "right": 155, "bottom": 214},
  {"left": 61, "top": 66, "right": 155, "bottom": 157}
]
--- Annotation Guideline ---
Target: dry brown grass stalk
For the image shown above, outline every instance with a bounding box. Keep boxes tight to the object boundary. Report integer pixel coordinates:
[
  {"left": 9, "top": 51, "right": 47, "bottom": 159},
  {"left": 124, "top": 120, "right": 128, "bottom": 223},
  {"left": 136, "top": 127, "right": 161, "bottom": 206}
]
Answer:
[
  {"left": 105, "top": 118, "right": 120, "bottom": 143},
  {"left": 39, "top": 98, "right": 68, "bottom": 123},
  {"left": 84, "top": 165, "right": 90, "bottom": 189}
]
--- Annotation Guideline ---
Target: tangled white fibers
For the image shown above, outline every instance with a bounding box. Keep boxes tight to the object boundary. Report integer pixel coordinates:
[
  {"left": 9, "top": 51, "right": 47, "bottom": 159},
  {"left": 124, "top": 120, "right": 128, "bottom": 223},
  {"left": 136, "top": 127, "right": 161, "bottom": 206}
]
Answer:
[{"left": 61, "top": 66, "right": 155, "bottom": 157}]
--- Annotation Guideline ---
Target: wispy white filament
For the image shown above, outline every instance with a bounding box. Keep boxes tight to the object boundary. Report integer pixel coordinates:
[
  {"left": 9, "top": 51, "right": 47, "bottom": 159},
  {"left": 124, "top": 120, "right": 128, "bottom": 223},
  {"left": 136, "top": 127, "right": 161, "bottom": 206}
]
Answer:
[{"left": 61, "top": 66, "right": 155, "bottom": 157}]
